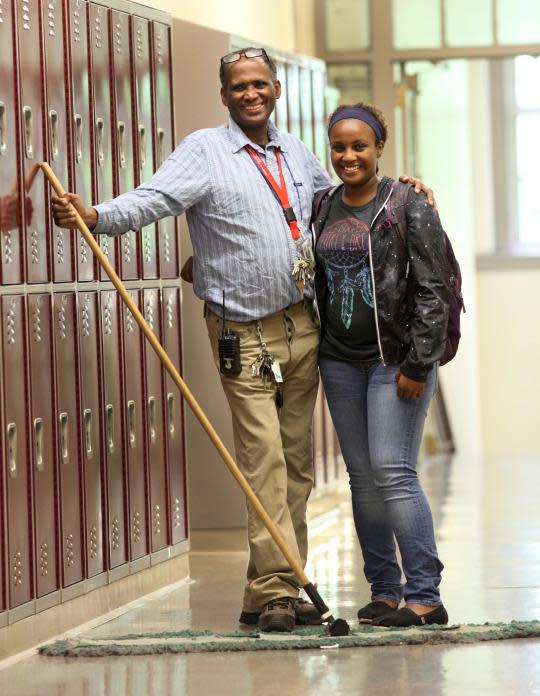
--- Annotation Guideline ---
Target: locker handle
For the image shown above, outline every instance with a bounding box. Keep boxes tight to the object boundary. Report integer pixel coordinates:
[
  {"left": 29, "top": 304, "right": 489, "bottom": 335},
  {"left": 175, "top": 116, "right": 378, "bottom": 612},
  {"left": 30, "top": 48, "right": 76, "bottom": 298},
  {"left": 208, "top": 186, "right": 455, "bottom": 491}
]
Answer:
[
  {"left": 7, "top": 423, "right": 17, "bottom": 479},
  {"left": 49, "top": 110, "right": 59, "bottom": 161},
  {"left": 0, "top": 102, "right": 6, "bottom": 156},
  {"left": 157, "top": 128, "right": 165, "bottom": 167},
  {"left": 117, "top": 120, "right": 126, "bottom": 168},
  {"left": 74, "top": 113, "right": 83, "bottom": 163},
  {"left": 59, "top": 412, "right": 69, "bottom": 464},
  {"left": 95, "top": 117, "right": 104, "bottom": 166},
  {"left": 23, "top": 105, "right": 34, "bottom": 159},
  {"left": 83, "top": 408, "right": 93, "bottom": 460},
  {"left": 106, "top": 404, "right": 115, "bottom": 453},
  {"left": 167, "top": 392, "right": 175, "bottom": 439},
  {"left": 34, "top": 418, "right": 44, "bottom": 471},
  {"left": 127, "top": 400, "right": 136, "bottom": 449},
  {"left": 148, "top": 396, "right": 156, "bottom": 444},
  {"left": 138, "top": 124, "right": 146, "bottom": 170}
]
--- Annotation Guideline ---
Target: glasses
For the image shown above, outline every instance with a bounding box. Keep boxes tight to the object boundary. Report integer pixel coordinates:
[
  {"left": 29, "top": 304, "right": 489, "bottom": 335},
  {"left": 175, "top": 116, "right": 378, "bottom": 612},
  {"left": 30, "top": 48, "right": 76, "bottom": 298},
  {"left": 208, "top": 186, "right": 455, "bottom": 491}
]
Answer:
[{"left": 220, "top": 47, "right": 269, "bottom": 66}]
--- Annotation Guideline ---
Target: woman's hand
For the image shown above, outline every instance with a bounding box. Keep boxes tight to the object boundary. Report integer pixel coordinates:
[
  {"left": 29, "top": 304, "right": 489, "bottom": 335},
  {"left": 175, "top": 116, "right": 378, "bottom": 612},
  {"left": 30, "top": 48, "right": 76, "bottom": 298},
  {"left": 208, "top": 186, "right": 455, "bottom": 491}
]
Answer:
[
  {"left": 395, "top": 371, "right": 425, "bottom": 399},
  {"left": 398, "top": 175, "right": 436, "bottom": 209}
]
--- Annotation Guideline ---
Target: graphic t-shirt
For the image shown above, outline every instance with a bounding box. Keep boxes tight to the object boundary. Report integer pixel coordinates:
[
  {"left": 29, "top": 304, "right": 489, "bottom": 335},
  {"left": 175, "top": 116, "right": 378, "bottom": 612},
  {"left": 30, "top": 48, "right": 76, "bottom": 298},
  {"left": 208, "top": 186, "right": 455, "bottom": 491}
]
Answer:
[{"left": 316, "top": 191, "right": 380, "bottom": 362}]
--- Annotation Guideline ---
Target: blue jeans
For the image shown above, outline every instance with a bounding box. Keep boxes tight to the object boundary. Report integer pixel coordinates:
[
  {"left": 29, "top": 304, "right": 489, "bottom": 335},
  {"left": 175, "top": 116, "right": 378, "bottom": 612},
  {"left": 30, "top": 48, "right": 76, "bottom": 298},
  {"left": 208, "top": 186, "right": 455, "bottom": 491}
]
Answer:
[{"left": 319, "top": 357, "right": 443, "bottom": 605}]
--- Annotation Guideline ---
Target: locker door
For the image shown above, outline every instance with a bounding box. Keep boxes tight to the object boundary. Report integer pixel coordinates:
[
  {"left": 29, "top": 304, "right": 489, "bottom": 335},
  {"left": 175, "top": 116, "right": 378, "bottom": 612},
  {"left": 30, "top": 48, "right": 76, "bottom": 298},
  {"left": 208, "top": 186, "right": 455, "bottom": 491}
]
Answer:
[
  {"left": 0, "top": 0, "right": 24, "bottom": 285},
  {"left": 161, "top": 288, "right": 187, "bottom": 543},
  {"left": 151, "top": 22, "right": 178, "bottom": 279},
  {"left": 132, "top": 15, "right": 157, "bottom": 279},
  {"left": 286, "top": 63, "right": 302, "bottom": 140},
  {"left": 54, "top": 292, "right": 84, "bottom": 587},
  {"left": 143, "top": 288, "right": 168, "bottom": 551},
  {"left": 299, "top": 66, "right": 314, "bottom": 152},
  {"left": 0, "top": 333, "right": 4, "bottom": 615},
  {"left": 78, "top": 291, "right": 105, "bottom": 577},
  {"left": 27, "top": 293, "right": 59, "bottom": 598},
  {"left": 1, "top": 296, "right": 33, "bottom": 608},
  {"left": 43, "top": 0, "right": 74, "bottom": 282},
  {"left": 111, "top": 10, "right": 138, "bottom": 280},
  {"left": 69, "top": 0, "right": 96, "bottom": 281},
  {"left": 100, "top": 290, "right": 128, "bottom": 569},
  {"left": 121, "top": 290, "right": 149, "bottom": 560},
  {"left": 273, "top": 60, "right": 289, "bottom": 132},
  {"left": 90, "top": 3, "right": 117, "bottom": 279},
  {"left": 312, "top": 68, "right": 327, "bottom": 167},
  {"left": 17, "top": 0, "right": 49, "bottom": 283}
]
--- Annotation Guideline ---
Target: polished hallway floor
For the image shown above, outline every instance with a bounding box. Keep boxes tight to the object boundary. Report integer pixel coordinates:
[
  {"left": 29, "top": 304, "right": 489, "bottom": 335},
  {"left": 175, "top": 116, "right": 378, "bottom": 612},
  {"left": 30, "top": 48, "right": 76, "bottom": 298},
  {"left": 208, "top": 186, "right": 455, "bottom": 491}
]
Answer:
[{"left": 1, "top": 453, "right": 539, "bottom": 695}]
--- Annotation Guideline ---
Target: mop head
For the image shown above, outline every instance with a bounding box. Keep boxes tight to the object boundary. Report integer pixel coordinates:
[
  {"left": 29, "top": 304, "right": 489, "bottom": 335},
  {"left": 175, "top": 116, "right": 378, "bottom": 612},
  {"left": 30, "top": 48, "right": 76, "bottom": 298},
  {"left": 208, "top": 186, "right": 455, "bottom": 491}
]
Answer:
[{"left": 39, "top": 620, "right": 540, "bottom": 656}]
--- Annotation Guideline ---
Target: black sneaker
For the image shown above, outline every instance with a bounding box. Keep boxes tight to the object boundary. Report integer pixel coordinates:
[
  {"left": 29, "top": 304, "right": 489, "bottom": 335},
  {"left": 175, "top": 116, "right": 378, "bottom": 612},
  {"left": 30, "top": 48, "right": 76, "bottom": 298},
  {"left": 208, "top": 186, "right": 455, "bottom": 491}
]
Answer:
[
  {"left": 257, "top": 597, "right": 296, "bottom": 632},
  {"left": 357, "top": 600, "right": 399, "bottom": 624},
  {"left": 239, "top": 598, "right": 322, "bottom": 626},
  {"left": 374, "top": 605, "right": 448, "bottom": 627}
]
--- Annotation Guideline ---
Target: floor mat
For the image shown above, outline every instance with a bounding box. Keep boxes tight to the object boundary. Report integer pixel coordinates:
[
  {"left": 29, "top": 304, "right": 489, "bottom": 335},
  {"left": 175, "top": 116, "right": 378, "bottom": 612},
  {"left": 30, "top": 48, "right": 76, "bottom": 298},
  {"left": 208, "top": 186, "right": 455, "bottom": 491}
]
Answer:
[{"left": 39, "top": 621, "right": 540, "bottom": 656}]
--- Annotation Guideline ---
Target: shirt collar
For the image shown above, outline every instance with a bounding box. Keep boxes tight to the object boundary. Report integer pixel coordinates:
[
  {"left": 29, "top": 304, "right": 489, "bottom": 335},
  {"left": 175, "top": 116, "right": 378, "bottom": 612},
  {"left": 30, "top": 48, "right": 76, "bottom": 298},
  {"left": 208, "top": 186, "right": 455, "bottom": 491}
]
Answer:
[{"left": 227, "top": 117, "right": 288, "bottom": 154}]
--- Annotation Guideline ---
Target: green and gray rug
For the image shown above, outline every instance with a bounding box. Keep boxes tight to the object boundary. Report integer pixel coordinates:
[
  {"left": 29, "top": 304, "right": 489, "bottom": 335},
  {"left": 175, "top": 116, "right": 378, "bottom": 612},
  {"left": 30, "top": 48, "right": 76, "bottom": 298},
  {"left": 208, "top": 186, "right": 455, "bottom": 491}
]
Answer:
[{"left": 39, "top": 621, "right": 540, "bottom": 656}]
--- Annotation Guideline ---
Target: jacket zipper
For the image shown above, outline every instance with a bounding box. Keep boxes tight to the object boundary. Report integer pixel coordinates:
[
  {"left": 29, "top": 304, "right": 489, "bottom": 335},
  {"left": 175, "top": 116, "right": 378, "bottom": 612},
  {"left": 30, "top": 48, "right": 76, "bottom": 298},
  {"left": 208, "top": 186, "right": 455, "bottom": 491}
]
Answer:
[{"left": 368, "top": 188, "right": 393, "bottom": 365}]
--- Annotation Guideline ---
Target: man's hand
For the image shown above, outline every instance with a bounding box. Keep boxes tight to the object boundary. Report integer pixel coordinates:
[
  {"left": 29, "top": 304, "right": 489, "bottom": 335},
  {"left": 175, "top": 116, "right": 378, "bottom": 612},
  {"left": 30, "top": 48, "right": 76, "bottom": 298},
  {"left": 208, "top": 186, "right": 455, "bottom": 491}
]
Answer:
[
  {"left": 395, "top": 371, "right": 425, "bottom": 399},
  {"left": 51, "top": 192, "right": 98, "bottom": 230},
  {"left": 399, "top": 175, "right": 436, "bottom": 209}
]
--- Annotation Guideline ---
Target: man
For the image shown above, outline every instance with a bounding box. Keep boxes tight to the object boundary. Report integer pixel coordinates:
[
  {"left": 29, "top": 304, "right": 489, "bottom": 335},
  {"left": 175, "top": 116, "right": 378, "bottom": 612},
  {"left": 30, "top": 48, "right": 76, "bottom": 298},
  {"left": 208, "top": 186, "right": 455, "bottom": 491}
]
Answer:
[{"left": 52, "top": 47, "right": 431, "bottom": 632}]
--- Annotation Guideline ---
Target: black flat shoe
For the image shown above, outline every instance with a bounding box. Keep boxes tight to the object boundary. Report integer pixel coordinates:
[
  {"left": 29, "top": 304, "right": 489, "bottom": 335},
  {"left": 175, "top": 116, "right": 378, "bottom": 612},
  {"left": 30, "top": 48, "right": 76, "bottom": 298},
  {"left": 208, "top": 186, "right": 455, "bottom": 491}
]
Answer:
[
  {"left": 357, "top": 600, "right": 399, "bottom": 624},
  {"left": 373, "top": 605, "right": 448, "bottom": 627}
]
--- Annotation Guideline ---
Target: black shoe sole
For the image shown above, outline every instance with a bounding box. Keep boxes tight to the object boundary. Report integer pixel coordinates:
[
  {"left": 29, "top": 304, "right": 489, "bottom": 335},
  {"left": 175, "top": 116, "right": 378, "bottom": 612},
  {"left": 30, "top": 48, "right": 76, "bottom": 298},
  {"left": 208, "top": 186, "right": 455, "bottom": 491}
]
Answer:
[
  {"left": 257, "top": 615, "right": 296, "bottom": 632},
  {"left": 374, "top": 605, "right": 448, "bottom": 627}
]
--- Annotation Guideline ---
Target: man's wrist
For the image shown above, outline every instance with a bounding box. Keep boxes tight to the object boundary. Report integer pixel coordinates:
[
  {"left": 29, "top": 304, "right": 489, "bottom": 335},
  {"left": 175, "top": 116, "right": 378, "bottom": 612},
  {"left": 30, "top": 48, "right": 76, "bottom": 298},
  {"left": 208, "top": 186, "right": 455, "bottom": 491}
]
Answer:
[{"left": 84, "top": 207, "right": 98, "bottom": 230}]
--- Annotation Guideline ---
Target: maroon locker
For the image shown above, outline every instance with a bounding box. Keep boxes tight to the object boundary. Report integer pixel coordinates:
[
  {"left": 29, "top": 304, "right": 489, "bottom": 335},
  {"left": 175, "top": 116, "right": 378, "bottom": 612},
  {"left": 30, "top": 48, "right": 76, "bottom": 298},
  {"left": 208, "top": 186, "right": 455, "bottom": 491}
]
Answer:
[
  {"left": 0, "top": 0, "right": 24, "bottom": 285},
  {"left": 27, "top": 293, "right": 60, "bottom": 598},
  {"left": 111, "top": 10, "right": 138, "bottom": 280},
  {"left": 0, "top": 333, "right": 5, "bottom": 614},
  {"left": 43, "top": 0, "right": 74, "bottom": 282},
  {"left": 132, "top": 15, "right": 157, "bottom": 279},
  {"left": 69, "top": 0, "right": 96, "bottom": 281},
  {"left": 78, "top": 291, "right": 105, "bottom": 577},
  {"left": 1, "top": 296, "right": 33, "bottom": 608},
  {"left": 54, "top": 292, "right": 84, "bottom": 587},
  {"left": 143, "top": 288, "right": 168, "bottom": 551},
  {"left": 151, "top": 22, "right": 178, "bottom": 279},
  {"left": 16, "top": 0, "right": 50, "bottom": 283},
  {"left": 161, "top": 287, "right": 187, "bottom": 543},
  {"left": 99, "top": 289, "right": 128, "bottom": 568},
  {"left": 90, "top": 3, "right": 117, "bottom": 279},
  {"left": 121, "top": 290, "right": 149, "bottom": 560}
]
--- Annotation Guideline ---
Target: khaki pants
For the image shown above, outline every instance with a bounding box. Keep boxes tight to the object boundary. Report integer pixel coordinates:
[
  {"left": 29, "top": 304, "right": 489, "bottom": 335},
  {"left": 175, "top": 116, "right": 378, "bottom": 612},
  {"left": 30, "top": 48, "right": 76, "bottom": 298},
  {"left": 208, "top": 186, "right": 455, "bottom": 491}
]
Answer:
[{"left": 205, "top": 301, "right": 320, "bottom": 611}]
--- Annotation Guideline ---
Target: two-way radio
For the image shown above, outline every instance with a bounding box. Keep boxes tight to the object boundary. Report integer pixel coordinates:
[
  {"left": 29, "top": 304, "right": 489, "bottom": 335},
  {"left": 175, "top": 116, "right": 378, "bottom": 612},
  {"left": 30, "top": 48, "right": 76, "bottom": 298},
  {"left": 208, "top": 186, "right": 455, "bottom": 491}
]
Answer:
[{"left": 218, "top": 290, "right": 242, "bottom": 375}]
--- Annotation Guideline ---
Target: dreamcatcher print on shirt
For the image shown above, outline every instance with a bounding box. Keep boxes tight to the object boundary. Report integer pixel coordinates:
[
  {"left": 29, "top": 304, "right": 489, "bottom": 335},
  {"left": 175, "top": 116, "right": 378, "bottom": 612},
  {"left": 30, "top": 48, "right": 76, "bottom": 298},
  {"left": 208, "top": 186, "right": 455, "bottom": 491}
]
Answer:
[{"left": 318, "top": 217, "right": 373, "bottom": 329}]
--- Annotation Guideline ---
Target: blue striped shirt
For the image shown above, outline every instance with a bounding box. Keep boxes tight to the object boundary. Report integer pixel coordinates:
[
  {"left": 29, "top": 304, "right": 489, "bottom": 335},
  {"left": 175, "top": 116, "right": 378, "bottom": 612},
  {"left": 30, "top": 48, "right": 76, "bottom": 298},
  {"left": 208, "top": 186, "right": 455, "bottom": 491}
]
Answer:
[{"left": 94, "top": 118, "right": 332, "bottom": 321}]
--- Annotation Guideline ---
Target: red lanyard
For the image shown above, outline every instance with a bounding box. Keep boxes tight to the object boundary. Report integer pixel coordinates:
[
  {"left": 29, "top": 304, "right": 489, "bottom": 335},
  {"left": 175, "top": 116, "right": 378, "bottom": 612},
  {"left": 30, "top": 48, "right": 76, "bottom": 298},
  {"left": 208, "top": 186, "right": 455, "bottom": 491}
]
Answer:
[{"left": 245, "top": 145, "right": 300, "bottom": 240}]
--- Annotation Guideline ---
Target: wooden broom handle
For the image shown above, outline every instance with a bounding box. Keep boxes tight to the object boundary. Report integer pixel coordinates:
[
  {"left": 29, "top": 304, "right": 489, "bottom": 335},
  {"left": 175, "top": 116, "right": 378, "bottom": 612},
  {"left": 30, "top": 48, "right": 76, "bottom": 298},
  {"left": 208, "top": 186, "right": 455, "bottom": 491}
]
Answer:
[{"left": 40, "top": 162, "right": 309, "bottom": 586}]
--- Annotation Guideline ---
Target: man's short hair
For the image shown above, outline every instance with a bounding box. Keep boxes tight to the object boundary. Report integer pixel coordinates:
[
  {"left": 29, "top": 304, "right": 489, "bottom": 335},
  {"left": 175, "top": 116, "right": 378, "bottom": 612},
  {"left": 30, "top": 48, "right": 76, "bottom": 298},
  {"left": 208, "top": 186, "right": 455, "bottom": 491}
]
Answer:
[{"left": 219, "top": 47, "right": 278, "bottom": 87}]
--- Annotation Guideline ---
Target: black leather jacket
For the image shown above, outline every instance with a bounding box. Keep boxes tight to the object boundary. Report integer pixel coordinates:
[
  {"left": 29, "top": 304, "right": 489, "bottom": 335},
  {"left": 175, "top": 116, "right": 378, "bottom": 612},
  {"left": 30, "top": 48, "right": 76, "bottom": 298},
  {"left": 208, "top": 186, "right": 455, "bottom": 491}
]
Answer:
[{"left": 312, "top": 177, "right": 449, "bottom": 382}]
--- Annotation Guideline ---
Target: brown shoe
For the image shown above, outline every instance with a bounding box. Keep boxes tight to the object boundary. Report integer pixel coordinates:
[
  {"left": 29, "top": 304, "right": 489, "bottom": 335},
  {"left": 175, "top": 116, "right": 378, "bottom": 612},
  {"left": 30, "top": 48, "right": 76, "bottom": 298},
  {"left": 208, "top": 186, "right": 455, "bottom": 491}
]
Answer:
[
  {"left": 239, "top": 598, "right": 322, "bottom": 626},
  {"left": 257, "top": 597, "right": 296, "bottom": 632}
]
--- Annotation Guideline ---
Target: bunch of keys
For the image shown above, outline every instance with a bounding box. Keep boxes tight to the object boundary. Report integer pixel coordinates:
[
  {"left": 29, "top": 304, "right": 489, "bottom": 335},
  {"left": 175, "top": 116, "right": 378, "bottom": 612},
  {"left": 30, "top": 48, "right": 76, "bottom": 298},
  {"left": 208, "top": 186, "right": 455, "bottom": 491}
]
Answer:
[
  {"left": 251, "top": 325, "right": 284, "bottom": 408},
  {"left": 292, "top": 257, "right": 313, "bottom": 298}
]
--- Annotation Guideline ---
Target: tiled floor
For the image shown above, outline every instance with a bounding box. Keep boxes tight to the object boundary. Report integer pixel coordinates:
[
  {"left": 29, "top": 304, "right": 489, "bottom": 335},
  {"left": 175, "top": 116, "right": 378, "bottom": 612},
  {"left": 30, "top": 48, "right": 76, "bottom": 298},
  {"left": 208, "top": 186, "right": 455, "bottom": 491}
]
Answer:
[{"left": 1, "top": 453, "right": 540, "bottom": 695}]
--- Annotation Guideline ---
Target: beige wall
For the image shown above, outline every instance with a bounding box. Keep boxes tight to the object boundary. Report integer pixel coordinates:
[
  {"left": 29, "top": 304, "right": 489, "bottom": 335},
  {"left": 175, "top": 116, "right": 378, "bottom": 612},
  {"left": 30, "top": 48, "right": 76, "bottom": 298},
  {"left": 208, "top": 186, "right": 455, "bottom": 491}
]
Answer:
[
  {"left": 477, "top": 271, "right": 540, "bottom": 456},
  {"left": 146, "top": 0, "right": 299, "bottom": 53}
]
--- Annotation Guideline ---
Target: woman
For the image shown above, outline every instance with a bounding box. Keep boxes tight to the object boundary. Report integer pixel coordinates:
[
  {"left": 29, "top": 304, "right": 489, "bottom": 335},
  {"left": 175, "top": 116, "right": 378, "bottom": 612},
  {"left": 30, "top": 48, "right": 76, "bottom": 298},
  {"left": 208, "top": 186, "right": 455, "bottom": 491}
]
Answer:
[{"left": 313, "top": 103, "right": 449, "bottom": 627}]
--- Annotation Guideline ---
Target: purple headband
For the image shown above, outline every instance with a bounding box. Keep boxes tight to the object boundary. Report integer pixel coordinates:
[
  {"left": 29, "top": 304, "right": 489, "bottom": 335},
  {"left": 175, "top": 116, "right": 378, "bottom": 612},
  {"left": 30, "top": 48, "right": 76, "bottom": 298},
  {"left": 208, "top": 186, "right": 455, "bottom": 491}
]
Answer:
[{"left": 327, "top": 107, "right": 385, "bottom": 142}]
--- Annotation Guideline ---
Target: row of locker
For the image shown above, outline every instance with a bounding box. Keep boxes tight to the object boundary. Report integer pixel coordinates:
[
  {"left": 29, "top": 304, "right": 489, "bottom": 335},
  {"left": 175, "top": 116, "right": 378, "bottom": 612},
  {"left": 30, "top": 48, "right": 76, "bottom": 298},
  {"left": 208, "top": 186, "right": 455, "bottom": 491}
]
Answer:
[
  {"left": 0, "top": 286, "right": 187, "bottom": 614},
  {"left": 0, "top": 0, "right": 178, "bottom": 285}
]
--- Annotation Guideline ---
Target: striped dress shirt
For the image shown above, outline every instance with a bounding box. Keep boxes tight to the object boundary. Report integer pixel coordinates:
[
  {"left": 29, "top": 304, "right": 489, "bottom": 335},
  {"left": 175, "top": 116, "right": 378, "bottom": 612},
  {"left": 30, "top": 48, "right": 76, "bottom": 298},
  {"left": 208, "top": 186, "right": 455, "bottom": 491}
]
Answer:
[{"left": 94, "top": 117, "right": 332, "bottom": 321}]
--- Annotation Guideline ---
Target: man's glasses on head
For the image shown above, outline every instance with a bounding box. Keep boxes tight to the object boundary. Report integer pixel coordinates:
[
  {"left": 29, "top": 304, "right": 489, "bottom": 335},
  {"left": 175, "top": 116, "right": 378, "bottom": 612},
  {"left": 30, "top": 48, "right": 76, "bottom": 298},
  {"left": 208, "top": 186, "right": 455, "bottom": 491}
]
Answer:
[{"left": 220, "top": 47, "right": 269, "bottom": 66}]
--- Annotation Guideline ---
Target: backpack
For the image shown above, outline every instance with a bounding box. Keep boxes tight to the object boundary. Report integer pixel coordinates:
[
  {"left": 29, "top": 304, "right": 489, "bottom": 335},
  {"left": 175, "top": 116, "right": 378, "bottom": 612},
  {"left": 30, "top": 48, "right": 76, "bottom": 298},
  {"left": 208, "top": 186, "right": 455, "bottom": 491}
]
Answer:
[{"left": 313, "top": 182, "right": 465, "bottom": 366}]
